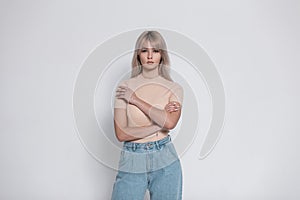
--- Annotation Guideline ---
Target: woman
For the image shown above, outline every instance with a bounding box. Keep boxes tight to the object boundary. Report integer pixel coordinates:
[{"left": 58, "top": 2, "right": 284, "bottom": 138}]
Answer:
[{"left": 111, "top": 30, "right": 183, "bottom": 200}]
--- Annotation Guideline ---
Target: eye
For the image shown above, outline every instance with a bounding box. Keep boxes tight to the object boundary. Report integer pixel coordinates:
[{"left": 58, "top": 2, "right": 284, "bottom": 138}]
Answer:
[
  {"left": 153, "top": 49, "right": 160, "bottom": 53},
  {"left": 141, "top": 49, "right": 147, "bottom": 52}
]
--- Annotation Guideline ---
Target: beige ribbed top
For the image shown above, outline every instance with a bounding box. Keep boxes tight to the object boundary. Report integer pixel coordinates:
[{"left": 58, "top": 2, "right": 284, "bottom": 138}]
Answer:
[{"left": 114, "top": 74, "right": 183, "bottom": 128}]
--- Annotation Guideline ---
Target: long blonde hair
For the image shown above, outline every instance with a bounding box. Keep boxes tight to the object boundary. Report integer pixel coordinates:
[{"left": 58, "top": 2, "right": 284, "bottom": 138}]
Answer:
[{"left": 131, "top": 31, "right": 172, "bottom": 81}]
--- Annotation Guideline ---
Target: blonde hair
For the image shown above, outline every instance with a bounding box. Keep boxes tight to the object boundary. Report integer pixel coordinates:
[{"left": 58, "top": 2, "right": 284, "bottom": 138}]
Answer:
[{"left": 131, "top": 31, "right": 172, "bottom": 81}]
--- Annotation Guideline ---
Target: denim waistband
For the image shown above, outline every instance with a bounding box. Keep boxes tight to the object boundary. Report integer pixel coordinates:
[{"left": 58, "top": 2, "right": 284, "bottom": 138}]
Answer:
[
  {"left": 123, "top": 135, "right": 171, "bottom": 152},
  {"left": 119, "top": 135, "right": 179, "bottom": 173}
]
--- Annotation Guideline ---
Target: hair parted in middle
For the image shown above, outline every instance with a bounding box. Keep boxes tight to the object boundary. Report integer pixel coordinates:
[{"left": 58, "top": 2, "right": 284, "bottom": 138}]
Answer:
[{"left": 131, "top": 30, "right": 172, "bottom": 81}]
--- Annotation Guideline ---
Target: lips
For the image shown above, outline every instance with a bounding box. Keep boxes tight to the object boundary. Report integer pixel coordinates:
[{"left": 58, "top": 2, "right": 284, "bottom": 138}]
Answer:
[{"left": 147, "top": 61, "right": 154, "bottom": 64}]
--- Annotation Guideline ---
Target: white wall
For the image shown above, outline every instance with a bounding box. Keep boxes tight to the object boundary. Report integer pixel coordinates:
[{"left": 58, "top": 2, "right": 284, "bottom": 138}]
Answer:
[{"left": 1, "top": 0, "right": 300, "bottom": 199}]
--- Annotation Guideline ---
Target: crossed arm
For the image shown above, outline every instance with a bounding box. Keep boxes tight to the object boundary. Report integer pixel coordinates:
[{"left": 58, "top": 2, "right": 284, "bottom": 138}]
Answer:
[{"left": 114, "top": 86, "right": 182, "bottom": 142}]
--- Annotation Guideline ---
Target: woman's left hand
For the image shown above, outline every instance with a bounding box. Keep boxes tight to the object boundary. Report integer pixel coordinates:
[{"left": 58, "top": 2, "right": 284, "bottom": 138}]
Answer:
[
  {"left": 165, "top": 101, "right": 181, "bottom": 113},
  {"left": 115, "top": 86, "right": 137, "bottom": 104}
]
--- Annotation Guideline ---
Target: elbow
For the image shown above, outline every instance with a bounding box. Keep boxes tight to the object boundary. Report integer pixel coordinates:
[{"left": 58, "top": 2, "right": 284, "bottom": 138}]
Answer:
[
  {"left": 163, "top": 121, "right": 177, "bottom": 130},
  {"left": 115, "top": 126, "right": 126, "bottom": 142},
  {"left": 162, "top": 110, "right": 181, "bottom": 130},
  {"left": 115, "top": 132, "right": 127, "bottom": 142},
  {"left": 116, "top": 136, "right": 125, "bottom": 142},
  {"left": 114, "top": 123, "right": 128, "bottom": 142},
  {"left": 115, "top": 127, "right": 132, "bottom": 142}
]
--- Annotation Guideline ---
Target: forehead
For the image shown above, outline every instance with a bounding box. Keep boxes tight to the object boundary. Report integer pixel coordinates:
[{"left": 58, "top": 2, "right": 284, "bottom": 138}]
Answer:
[{"left": 141, "top": 40, "right": 160, "bottom": 49}]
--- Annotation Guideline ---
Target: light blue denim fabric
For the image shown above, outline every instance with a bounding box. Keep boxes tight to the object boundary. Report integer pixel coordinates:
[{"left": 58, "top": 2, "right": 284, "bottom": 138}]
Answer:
[{"left": 111, "top": 135, "right": 182, "bottom": 200}]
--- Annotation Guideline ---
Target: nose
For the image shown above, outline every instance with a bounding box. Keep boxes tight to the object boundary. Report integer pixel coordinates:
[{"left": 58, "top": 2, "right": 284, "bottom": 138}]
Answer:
[{"left": 147, "top": 51, "right": 153, "bottom": 59}]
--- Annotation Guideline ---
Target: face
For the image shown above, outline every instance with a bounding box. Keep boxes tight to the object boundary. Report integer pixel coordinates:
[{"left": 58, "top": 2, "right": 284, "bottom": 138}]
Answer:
[{"left": 138, "top": 41, "right": 161, "bottom": 70}]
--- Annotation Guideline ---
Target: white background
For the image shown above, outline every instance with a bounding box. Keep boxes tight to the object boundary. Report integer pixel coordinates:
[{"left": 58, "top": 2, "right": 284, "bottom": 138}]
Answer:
[{"left": 1, "top": 0, "right": 300, "bottom": 199}]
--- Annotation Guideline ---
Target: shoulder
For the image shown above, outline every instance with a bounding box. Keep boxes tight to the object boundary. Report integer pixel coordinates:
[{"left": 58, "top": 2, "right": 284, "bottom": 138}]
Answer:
[
  {"left": 116, "top": 76, "right": 138, "bottom": 86},
  {"left": 168, "top": 81, "right": 184, "bottom": 103},
  {"left": 170, "top": 80, "right": 184, "bottom": 97},
  {"left": 166, "top": 80, "right": 183, "bottom": 92},
  {"left": 171, "top": 81, "right": 183, "bottom": 90},
  {"left": 156, "top": 76, "right": 174, "bottom": 86},
  {"left": 155, "top": 77, "right": 183, "bottom": 92}
]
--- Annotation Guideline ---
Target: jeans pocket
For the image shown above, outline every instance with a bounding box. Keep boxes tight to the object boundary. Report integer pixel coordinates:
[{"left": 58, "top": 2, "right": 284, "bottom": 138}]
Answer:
[
  {"left": 166, "top": 143, "right": 179, "bottom": 159},
  {"left": 118, "top": 150, "right": 127, "bottom": 168}
]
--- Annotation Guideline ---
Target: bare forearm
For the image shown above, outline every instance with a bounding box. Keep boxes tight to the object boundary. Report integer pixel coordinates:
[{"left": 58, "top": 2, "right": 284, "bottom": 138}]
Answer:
[
  {"left": 115, "top": 85, "right": 181, "bottom": 130},
  {"left": 131, "top": 97, "right": 168, "bottom": 128}
]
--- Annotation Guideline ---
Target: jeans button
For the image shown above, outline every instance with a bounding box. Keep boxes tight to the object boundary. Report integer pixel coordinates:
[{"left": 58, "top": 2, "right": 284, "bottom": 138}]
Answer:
[{"left": 145, "top": 143, "right": 153, "bottom": 150}]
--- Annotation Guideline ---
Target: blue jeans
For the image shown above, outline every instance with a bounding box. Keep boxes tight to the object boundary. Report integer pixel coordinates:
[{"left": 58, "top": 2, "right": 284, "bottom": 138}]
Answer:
[{"left": 111, "top": 135, "right": 182, "bottom": 200}]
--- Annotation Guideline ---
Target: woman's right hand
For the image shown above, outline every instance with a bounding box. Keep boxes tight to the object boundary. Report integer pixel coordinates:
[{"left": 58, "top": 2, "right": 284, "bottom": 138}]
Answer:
[{"left": 115, "top": 85, "right": 138, "bottom": 104}]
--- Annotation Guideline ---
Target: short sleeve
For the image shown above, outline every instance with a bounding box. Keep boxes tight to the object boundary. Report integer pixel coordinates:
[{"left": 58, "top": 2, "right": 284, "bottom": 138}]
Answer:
[
  {"left": 114, "top": 80, "right": 127, "bottom": 109},
  {"left": 169, "top": 83, "right": 184, "bottom": 104}
]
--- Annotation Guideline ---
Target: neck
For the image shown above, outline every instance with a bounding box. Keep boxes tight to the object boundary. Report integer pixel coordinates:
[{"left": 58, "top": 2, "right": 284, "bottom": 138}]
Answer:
[{"left": 142, "top": 67, "right": 159, "bottom": 79}]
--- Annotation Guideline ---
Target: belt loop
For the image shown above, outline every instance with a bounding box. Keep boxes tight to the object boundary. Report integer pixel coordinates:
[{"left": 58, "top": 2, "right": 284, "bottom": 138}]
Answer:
[
  {"left": 132, "top": 143, "right": 136, "bottom": 152},
  {"left": 155, "top": 141, "right": 161, "bottom": 150}
]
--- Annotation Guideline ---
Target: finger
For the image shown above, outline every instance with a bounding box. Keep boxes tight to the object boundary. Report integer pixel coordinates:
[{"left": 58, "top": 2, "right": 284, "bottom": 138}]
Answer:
[
  {"left": 115, "top": 92, "right": 123, "bottom": 96},
  {"left": 166, "top": 102, "right": 175, "bottom": 107},
  {"left": 118, "top": 86, "right": 127, "bottom": 90},
  {"left": 165, "top": 106, "right": 175, "bottom": 112},
  {"left": 170, "top": 101, "right": 179, "bottom": 106},
  {"left": 165, "top": 106, "right": 172, "bottom": 111},
  {"left": 116, "top": 88, "right": 126, "bottom": 93},
  {"left": 166, "top": 103, "right": 176, "bottom": 109},
  {"left": 115, "top": 92, "right": 125, "bottom": 97},
  {"left": 165, "top": 105, "right": 171, "bottom": 111},
  {"left": 116, "top": 88, "right": 126, "bottom": 92},
  {"left": 170, "top": 105, "right": 180, "bottom": 111},
  {"left": 168, "top": 102, "right": 176, "bottom": 107},
  {"left": 170, "top": 102, "right": 181, "bottom": 109},
  {"left": 166, "top": 107, "right": 175, "bottom": 112},
  {"left": 115, "top": 91, "right": 123, "bottom": 95},
  {"left": 168, "top": 105, "right": 177, "bottom": 109}
]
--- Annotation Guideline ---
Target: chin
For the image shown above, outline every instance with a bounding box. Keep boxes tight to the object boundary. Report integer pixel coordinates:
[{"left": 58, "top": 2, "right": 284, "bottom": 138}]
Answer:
[{"left": 143, "top": 64, "right": 159, "bottom": 70}]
